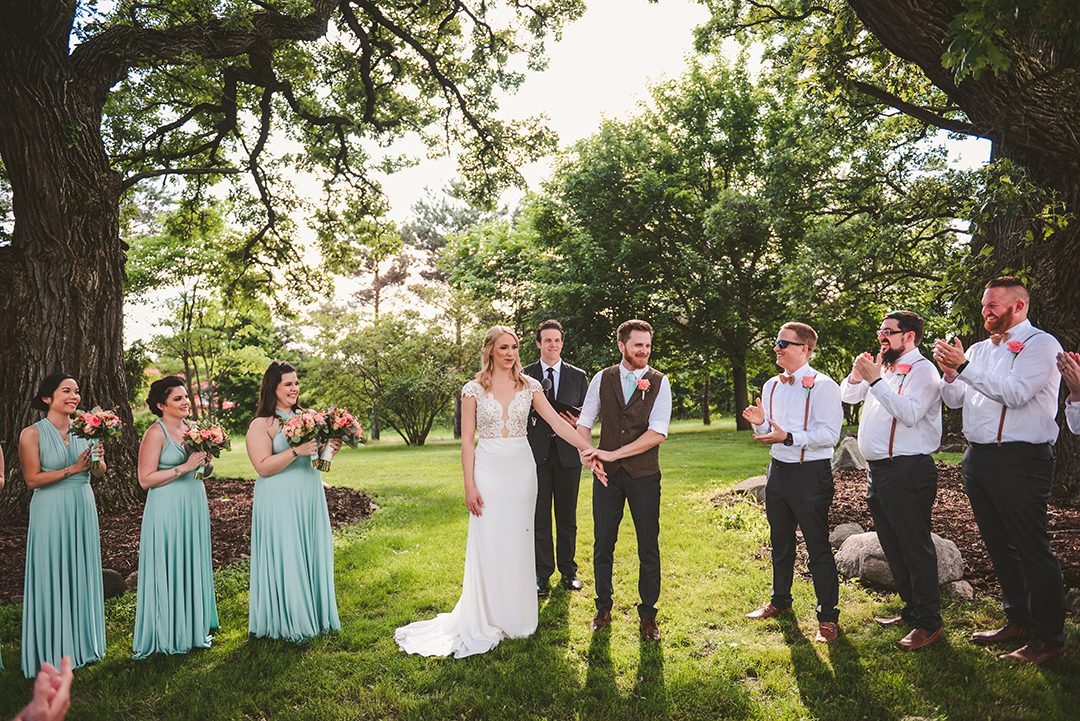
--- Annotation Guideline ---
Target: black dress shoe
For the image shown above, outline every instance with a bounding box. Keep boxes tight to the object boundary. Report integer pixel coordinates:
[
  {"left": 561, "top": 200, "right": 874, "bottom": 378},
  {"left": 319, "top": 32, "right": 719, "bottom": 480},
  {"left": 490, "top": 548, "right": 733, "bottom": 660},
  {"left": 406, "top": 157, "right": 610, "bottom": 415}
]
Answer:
[
  {"left": 536, "top": 578, "right": 550, "bottom": 597},
  {"left": 561, "top": 576, "right": 583, "bottom": 591}
]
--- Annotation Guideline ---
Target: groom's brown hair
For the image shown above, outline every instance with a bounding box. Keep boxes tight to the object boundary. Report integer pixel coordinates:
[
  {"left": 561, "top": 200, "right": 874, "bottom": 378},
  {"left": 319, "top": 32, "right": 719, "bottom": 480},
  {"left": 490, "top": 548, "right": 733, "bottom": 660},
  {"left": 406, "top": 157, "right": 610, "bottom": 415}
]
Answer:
[{"left": 617, "top": 319, "right": 653, "bottom": 344}]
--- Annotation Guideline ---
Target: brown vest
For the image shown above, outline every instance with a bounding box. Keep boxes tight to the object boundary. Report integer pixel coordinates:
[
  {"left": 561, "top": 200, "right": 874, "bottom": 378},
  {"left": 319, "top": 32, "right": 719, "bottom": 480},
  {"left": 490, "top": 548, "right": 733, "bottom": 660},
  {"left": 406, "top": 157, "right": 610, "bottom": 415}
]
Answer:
[{"left": 598, "top": 365, "right": 664, "bottom": 479}]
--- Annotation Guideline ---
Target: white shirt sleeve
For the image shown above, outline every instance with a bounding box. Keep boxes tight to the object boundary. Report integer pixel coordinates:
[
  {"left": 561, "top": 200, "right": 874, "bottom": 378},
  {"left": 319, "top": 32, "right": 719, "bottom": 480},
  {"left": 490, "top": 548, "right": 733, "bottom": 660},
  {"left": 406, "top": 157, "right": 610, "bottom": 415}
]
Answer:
[
  {"left": 576, "top": 370, "right": 604, "bottom": 429},
  {"left": 647, "top": 375, "right": 672, "bottom": 437}
]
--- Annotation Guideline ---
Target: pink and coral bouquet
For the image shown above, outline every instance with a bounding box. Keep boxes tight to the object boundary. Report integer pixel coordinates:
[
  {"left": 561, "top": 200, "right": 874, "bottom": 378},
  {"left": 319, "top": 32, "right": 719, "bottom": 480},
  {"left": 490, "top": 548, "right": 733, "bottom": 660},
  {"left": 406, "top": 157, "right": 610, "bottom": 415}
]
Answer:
[
  {"left": 311, "top": 406, "right": 363, "bottom": 472},
  {"left": 281, "top": 410, "right": 327, "bottom": 449},
  {"left": 70, "top": 406, "right": 125, "bottom": 468},
  {"left": 182, "top": 420, "right": 232, "bottom": 479}
]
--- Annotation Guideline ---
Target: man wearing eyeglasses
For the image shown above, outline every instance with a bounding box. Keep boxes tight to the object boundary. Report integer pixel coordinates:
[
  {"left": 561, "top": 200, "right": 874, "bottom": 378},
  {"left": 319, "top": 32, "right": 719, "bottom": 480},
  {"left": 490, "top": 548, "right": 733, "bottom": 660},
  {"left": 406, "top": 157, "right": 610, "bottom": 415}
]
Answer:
[
  {"left": 742, "top": 322, "right": 843, "bottom": 643},
  {"left": 934, "top": 276, "right": 1065, "bottom": 666},
  {"left": 840, "top": 311, "right": 943, "bottom": 650}
]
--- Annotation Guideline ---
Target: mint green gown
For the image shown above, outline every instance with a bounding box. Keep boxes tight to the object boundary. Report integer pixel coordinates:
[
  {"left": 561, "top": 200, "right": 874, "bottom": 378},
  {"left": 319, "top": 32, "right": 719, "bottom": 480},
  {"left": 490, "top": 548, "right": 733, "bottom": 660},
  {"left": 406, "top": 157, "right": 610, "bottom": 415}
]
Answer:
[
  {"left": 247, "top": 412, "right": 340, "bottom": 642},
  {"left": 132, "top": 420, "right": 219, "bottom": 658},
  {"left": 21, "top": 419, "right": 106, "bottom": 678}
]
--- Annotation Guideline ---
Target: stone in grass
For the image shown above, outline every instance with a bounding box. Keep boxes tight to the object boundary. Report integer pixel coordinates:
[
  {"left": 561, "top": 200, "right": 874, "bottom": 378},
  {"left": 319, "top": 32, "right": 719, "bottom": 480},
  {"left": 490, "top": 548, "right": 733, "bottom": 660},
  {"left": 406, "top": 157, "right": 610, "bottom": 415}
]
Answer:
[
  {"left": 126, "top": 571, "right": 139, "bottom": 592},
  {"left": 943, "top": 580, "right": 974, "bottom": 601},
  {"left": 1065, "top": 588, "right": 1080, "bottom": 615},
  {"left": 102, "top": 568, "right": 127, "bottom": 599},
  {"left": 830, "top": 522, "right": 864, "bottom": 550},
  {"left": 733, "top": 475, "right": 767, "bottom": 505},
  {"left": 835, "top": 532, "right": 963, "bottom": 591}
]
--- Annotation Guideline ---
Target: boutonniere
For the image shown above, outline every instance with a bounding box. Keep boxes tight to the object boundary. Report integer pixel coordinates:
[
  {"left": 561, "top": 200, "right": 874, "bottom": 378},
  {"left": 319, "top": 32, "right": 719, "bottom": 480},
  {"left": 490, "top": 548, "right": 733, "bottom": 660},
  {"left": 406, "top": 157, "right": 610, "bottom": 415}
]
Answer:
[
  {"left": 801, "top": 375, "right": 815, "bottom": 396},
  {"left": 1006, "top": 340, "right": 1025, "bottom": 356},
  {"left": 637, "top": 377, "right": 651, "bottom": 400},
  {"left": 895, "top": 363, "right": 912, "bottom": 376}
]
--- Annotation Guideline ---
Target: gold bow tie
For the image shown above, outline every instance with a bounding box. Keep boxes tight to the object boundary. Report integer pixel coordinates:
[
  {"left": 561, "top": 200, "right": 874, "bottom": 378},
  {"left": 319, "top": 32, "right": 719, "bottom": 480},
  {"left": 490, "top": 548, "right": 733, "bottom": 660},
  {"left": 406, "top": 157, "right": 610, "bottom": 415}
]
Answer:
[
  {"left": 991, "top": 332, "right": 1010, "bottom": 346},
  {"left": 779, "top": 374, "right": 795, "bottom": 385}
]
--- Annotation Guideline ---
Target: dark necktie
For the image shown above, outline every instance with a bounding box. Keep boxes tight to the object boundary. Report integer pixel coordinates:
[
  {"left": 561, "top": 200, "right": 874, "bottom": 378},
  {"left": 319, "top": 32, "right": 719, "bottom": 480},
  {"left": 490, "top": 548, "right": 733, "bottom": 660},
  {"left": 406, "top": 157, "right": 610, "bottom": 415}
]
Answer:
[{"left": 546, "top": 367, "right": 555, "bottom": 401}]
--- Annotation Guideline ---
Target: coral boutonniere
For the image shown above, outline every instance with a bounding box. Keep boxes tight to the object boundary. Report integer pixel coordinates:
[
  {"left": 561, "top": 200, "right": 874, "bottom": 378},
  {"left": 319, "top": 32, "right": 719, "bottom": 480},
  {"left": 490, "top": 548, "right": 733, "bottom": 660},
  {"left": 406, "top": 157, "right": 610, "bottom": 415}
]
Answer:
[
  {"left": 801, "top": 375, "right": 815, "bottom": 397},
  {"left": 637, "top": 377, "right": 651, "bottom": 400},
  {"left": 895, "top": 363, "right": 912, "bottom": 376},
  {"left": 1006, "top": 340, "right": 1025, "bottom": 367}
]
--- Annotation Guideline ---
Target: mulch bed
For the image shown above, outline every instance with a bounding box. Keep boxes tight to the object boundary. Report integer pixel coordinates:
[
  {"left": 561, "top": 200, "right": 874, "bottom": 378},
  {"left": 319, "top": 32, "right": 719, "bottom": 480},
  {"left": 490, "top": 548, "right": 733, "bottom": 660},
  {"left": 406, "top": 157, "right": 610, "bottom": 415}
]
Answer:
[{"left": 0, "top": 477, "right": 376, "bottom": 601}]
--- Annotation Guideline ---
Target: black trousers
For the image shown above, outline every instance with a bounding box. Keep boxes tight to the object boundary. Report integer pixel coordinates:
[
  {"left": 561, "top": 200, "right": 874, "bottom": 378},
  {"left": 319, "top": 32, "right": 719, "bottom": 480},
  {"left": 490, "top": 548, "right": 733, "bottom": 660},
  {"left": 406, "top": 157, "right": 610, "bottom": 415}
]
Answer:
[
  {"left": 592, "top": 466, "right": 661, "bottom": 619},
  {"left": 962, "top": 442, "right": 1065, "bottom": 645},
  {"left": 534, "top": 441, "right": 582, "bottom": 580},
  {"left": 866, "top": 454, "right": 941, "bottom": 631},
  {"left": 764, "top": 458, "right": 839, "bottom": 623}
]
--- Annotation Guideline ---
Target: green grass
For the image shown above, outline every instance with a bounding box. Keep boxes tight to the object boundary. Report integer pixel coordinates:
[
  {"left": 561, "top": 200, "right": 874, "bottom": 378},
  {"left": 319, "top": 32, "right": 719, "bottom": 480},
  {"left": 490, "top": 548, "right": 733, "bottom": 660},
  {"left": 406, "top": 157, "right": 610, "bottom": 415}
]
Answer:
[{"left": 1, "top": 419, "right": 1076, "bottom": 720}]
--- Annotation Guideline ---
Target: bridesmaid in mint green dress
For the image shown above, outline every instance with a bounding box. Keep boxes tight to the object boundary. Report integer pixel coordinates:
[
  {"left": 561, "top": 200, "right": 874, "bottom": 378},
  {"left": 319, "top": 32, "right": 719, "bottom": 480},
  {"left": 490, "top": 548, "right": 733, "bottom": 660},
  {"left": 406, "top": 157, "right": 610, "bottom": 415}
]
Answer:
[
  {"left": 246, "top": 361, "right": 341, "bottom": 642},
  {"left": 133, "top": 376, "right": 218, "bottom": 658},
  {"left": 18, "top": 373, "right": 106, "bottom": 678}
]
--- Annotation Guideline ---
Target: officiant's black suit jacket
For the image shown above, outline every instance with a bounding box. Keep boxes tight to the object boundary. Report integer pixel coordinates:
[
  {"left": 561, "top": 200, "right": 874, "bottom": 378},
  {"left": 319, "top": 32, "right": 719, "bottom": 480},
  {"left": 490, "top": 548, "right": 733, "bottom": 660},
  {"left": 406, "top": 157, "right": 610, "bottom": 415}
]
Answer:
[{"left": 524, "top": 360, "right": 588, "bottom": 468}]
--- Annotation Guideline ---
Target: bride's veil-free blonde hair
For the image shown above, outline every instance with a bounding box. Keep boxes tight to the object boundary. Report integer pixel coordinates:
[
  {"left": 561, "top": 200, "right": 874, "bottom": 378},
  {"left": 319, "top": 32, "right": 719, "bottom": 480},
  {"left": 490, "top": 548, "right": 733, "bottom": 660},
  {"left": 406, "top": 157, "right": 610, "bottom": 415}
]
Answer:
[{"left": 474, "top": 325, "right": 527, "bottom": 391}]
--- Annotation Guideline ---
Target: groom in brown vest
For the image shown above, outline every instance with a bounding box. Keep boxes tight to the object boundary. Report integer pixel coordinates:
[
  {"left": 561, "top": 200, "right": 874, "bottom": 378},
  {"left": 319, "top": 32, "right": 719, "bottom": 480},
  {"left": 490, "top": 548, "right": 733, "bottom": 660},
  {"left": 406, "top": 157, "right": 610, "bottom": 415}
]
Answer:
[{"left": 577, "top": 320, "right": 672, "bottom": 641}]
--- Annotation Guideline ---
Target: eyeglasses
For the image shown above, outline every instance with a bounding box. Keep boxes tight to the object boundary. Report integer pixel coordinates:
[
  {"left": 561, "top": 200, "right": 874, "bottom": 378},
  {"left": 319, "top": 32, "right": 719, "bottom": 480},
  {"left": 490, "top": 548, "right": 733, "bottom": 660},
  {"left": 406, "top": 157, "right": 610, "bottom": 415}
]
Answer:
[
  {"left": 774, "top": 339, "right": 807, "bottom": 349},
  {"left": 876, "top": 329, "right": 906, "bottom": 338}
]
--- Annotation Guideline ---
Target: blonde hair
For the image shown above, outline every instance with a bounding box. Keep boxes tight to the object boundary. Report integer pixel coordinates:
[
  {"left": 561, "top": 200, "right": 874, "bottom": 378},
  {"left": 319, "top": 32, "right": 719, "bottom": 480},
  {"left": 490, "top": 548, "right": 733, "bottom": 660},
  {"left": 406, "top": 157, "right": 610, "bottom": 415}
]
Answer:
[{"left": 475, "top": 325, "right": 527, "bottom": 390}]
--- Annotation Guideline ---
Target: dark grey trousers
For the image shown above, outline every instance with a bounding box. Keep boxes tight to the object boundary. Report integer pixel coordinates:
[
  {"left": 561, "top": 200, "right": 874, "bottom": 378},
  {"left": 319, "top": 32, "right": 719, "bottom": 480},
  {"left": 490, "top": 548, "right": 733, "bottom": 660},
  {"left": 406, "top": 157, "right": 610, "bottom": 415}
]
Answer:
[
  {"left": 534, "top": 444, "right": 582, "bottom": 580},
  {"left": 592, "top": 466, "right": 661, "bottom": 619},
  {"left": 765, "top": 458, "right": 839, "bottom": 623},
  {"left": 963, "top": 442, "right": 1065, "bottom": 645},
  {"left": 866, "top": 454, "right": 941, "bottom": 632}
]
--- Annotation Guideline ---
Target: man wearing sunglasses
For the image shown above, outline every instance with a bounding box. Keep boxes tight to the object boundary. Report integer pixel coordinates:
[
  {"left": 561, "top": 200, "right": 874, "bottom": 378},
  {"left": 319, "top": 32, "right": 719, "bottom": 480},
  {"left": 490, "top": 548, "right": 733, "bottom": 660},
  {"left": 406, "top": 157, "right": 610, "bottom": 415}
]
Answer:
[
  {"left": 934, "top": 276, "right": 1066, "bottom": 666},
  {"left": 840, "top": 311, "right": 944, "bottom": 650},
  {"left": 742, "top": 322, "right": 843, "bottom": 643}
]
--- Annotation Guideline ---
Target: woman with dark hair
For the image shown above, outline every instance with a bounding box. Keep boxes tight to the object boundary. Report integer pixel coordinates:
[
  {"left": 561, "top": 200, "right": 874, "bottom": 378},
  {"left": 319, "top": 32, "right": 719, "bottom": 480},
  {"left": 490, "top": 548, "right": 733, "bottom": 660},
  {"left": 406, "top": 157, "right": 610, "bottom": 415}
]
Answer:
[
  {"left": 245, "top": 360, "right": 342, "bottom": 642},
  {"left": 132, "top": 376, "right": 218, "bottom": 658},
  {"left": 18, "top": 373, "right": 106, "bottom": 678}
]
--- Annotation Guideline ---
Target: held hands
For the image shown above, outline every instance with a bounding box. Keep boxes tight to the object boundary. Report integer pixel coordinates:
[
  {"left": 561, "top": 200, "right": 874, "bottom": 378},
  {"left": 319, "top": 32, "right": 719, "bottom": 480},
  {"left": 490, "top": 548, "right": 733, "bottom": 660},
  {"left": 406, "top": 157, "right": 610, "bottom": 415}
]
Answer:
[
  {"left": 933, "top": 337, "right": 966, "bottom": 374},
  {"left": 852, "top": 352, "right": 881, "bottom": 384},
  {"left": 1058, "top": 351, "right": 1080, "bottom": 399},
  {"left": 465, "top": 484, "right": 485, "bottom": 517},
  {"left": 741, "top": 398, "right": 766, "bottom": 427}
]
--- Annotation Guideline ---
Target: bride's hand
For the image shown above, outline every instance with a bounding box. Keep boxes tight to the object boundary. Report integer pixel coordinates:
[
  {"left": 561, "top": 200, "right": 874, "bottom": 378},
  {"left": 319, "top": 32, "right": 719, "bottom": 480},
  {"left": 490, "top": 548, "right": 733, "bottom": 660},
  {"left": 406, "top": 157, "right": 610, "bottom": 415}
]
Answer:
[
  {"left": 465, "top": 484, "right": 485, "bottom": 517},
  {"left": 589, "top": 458, "right": 609, "bottom": 487}
]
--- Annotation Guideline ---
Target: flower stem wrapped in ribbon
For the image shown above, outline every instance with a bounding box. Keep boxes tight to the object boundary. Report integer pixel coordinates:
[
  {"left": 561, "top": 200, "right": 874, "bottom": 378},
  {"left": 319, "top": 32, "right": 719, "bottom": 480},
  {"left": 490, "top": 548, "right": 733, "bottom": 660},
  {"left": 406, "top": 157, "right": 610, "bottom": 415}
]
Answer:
[
  {"left": 182, "top": 420, "right": 232, "bottom": 480},
  {"left": 70, "top": 406, "right": 125, "bottom": 469},
  {"left": 311, "top": 406, "right": 363, "bottom": 472}
]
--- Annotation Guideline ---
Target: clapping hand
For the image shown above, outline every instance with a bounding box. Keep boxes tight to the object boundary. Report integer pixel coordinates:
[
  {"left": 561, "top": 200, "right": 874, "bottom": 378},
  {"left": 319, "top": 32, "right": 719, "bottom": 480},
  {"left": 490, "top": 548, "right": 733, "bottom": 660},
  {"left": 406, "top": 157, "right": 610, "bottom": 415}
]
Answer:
[
  {"left": 752, "top": 419, "right": 787, "bottom": 445},
  {"left": 15, "top": 656, "right": 72, "bottom": 721},
  {"left": 933, "top": 337, "right": 966, "bottom": 374},
  {"left": 742, "top": 398, "right": 766, "bottom": 427},
  {"left": 852, "top": 352, "right": 881, "bottom": 384},
  {"left": 1058, "top": 351, "right": 1080, "bottom": 399}
]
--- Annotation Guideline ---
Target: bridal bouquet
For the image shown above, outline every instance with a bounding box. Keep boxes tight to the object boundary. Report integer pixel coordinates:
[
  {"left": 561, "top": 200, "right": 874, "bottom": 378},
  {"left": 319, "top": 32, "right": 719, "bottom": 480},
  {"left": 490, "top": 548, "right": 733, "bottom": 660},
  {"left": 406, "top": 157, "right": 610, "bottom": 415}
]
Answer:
[
  {"left": 281, "top": 410, "right": 326, "bottom": 450},
  {"left": 70, "top": 406, "right": 125, "bottom": 469},
  {"left": 312, "top": 406, "right": 363, "bottom": 472},
  {"left": 182, "top": 420, "right": 232, "bottom": 479}
]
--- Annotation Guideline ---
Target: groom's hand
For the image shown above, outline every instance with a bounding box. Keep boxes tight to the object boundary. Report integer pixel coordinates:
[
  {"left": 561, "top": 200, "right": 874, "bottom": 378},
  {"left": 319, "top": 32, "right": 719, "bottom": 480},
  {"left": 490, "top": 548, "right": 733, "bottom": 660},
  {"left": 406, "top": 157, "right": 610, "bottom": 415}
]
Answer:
[
  {"left": 588, "top": 457, "right": 609, "bottom": 486},
  {"left": 752, "top": 421, "right": 787, "bottom": 445}
]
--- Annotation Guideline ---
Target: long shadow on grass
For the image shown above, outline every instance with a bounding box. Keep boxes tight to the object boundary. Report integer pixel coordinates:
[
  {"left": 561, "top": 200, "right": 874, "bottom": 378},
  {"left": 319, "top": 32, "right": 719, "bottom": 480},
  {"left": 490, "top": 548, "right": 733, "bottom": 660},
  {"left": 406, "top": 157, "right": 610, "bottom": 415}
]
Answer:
[
  {"left": 630, "top": 637, "right": 668, "bottom": 717},
  {"left": 780, "top": 616, "right": 896, "bottom": 721}
]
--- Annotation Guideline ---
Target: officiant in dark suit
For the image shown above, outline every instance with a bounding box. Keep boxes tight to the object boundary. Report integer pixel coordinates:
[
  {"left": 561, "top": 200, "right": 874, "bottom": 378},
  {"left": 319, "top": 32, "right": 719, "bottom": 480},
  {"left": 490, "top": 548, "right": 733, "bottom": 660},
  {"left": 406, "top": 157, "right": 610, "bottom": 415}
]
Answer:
[{"left": 524, "top": 320, "right": 589, "bottom": 597}]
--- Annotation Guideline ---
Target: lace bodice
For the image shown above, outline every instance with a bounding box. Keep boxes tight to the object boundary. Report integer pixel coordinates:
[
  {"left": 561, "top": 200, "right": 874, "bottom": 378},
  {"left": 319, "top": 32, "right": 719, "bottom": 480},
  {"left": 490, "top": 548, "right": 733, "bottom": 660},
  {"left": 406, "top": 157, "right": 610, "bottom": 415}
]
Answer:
[{"left": 462, "top": 377, "right": 542, "bottom": 439}]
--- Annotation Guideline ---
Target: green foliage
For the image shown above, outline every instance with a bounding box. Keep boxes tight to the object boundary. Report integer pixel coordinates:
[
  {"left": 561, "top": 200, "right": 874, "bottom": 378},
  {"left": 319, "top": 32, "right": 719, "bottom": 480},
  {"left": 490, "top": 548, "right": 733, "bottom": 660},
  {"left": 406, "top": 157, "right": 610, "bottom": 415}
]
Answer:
[
  {"left": 123, "top": 340, "right": 153, "bottom": 406},
  {"left": 131, "top": 408, "right": 158, "bottom": 438}
]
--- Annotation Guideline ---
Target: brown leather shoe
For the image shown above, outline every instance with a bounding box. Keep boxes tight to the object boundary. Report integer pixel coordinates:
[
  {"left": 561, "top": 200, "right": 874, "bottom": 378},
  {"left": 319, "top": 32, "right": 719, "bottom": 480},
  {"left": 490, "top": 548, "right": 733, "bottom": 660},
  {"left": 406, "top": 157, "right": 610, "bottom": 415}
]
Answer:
[
  {"left": 874, "top": 616, "right": 906, "bottom": 627},
  {"left": 897, "top": 627, "right": 944, "bottom": 650},
  {"left": 639, "top": 617, "right": 661, "bottom": 642},
  {"left": 970, "top": 622, "right": 1031, "bottom": 646},
  {"left": 589, "top": 609, "right": 612, "bottom": 632},
  {"left": 746, "top": 602, "right": 793, "bottom": 620},
  {"left": 999, "top": 640, "right": 1065, "bottom": 666},
  {"left": 815, "top": 622, "right": 840, "bottom": 643}
]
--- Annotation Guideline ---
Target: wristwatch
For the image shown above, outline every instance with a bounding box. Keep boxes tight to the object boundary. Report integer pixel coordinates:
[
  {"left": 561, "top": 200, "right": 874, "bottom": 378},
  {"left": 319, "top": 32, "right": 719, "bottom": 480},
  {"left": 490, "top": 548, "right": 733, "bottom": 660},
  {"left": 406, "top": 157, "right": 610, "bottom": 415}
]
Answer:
[
  {"left": 783, "top": 432, "right": 794, "bottom": 447},
  {"left": 63, "top": 469, "right": 71, "bottom": 479},
  {"left": 291, "top": 448, "right": 299, "bottom": 457},
  {"left": 174, "top": 467, "right": 182, "bottom": 478}
]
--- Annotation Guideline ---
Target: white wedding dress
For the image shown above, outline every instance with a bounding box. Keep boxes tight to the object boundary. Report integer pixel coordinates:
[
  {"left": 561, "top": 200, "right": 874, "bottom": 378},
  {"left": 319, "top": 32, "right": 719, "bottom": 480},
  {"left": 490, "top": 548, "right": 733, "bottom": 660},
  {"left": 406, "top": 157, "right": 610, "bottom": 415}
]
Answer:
[{"left": 394, "top": 377, "right": 541, "bottom": 658}]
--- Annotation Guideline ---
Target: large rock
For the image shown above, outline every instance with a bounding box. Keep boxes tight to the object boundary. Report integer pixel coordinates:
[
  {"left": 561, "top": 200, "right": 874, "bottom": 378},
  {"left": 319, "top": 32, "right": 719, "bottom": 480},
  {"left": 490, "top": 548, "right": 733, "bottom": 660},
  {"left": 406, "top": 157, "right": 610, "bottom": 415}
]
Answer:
[
  {"left": 830, "top": 522, "right": 864, "bottom": 550},
  {"left": 835, "top": 532, "right": 964, "bottom": 590},
  {"left": 943, "top": 580, "right": 974, "bottom": 601},
  {"left": 831, "top": 436, "right": 868, "bottom": 472},
  {"left": 125, "top": 571, "right": 139, "bottom": 592},
  {"left": 733, "top": 475, "right": 767, "bottom": 504},
  {"left": 102, "top": 568, "right": 127, "bottom": 599}
]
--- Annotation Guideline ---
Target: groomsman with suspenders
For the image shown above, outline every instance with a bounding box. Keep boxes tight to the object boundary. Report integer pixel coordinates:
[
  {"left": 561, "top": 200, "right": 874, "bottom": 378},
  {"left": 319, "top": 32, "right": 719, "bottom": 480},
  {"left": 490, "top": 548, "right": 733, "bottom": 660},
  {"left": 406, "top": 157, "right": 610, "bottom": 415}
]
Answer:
[
  {"left": 841, "top": 310, "right": 944, "bottom": 650},
  {"left": 934, "top": 276, "right": 1066, "bottom": 665},
  {"left": 742, "top": 322, "right": 843, "bottom": 643}
]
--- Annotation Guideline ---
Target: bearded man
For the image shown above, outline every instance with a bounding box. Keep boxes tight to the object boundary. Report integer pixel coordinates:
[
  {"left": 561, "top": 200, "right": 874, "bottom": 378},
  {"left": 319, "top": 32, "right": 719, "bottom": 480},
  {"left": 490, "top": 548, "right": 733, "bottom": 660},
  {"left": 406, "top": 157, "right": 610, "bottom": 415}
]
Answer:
[{"left": 934, "top": 277, "right": 1066, "bottom": 666}]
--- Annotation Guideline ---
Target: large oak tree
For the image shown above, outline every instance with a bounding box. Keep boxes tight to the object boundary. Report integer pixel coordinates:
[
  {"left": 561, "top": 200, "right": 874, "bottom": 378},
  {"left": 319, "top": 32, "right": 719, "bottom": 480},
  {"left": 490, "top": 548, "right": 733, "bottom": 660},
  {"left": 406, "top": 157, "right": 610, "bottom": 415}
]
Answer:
[{"left": 0, "top": 0, "right": 581, "bottom": 513}]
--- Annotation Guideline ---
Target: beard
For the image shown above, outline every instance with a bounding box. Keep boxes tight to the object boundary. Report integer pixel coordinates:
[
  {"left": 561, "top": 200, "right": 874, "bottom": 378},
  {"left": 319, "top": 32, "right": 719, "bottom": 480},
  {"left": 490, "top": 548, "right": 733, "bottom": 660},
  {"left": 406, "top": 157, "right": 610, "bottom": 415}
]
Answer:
[
  {"left": 622, "top": 351, "right": 648, "bottom": 370},
  {"left": 984, "top": 306, "right": 1014, "bottom": 334},
  {"left": 881, "top": 346, "right": 904, "bottom": 366}
]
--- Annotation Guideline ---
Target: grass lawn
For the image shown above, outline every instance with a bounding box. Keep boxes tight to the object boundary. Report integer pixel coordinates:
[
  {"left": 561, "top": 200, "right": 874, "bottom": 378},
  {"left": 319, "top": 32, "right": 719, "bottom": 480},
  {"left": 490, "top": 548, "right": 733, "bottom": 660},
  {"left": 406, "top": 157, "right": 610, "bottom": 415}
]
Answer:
[{"left": 1, "top": 419, "right": 1076, "bottom": 720}]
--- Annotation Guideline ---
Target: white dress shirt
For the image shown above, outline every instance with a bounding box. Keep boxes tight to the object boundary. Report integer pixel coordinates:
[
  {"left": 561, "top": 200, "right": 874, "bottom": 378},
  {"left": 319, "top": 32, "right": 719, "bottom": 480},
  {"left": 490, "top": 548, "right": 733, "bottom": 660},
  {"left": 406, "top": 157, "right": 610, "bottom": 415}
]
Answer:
[
  {"left": 1066, "top": 399, "right": 1080, "bottom": 435},
  {"left": 840, "top": 349, "right": 942, "bottom": 461},
  {"left": 577, "top": 362, "right": 672, "bottom": 437},
  {"left": 940, "top": 319, "right": 1063, "bottom": 445},
  {"left": 752, "top": 363, "right": 843, "bottom": 463},
  {"left": 540, "top": 359, "right": 562, "bottom": 397}
]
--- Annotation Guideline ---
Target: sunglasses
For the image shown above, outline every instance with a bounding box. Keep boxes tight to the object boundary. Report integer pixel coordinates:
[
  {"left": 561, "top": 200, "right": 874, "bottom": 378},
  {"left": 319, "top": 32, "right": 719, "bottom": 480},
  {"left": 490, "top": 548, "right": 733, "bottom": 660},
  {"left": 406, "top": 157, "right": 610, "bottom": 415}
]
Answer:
[
  {"left": 774, "top": 339, "right": 807, "bottom": 349},
  {"left": 876, "top": 329, "right": 906, "bottom": 338}
]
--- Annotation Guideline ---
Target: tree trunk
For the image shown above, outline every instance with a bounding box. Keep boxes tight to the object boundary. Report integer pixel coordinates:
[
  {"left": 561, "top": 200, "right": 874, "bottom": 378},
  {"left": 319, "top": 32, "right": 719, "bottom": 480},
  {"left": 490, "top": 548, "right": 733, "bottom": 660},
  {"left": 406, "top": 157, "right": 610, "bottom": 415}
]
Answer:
[
  {"left": 701, "top": 375, "right": 712, "bottom": 426},
  {"left": 454, "top": 395, "right": 463, "bottom": 439},
  {"left": 734, "top": 359, "right": 750, "bottom": 431},
  {"left": 0, "top": 7, "right": 140, "bottom": 515}
]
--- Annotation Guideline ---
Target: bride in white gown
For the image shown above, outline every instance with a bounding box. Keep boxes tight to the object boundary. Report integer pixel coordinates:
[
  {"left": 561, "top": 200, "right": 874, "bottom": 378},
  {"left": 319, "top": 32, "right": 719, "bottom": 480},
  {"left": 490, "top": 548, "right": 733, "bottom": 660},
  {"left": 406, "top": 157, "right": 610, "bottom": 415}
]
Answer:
[{"left": 395, "top": 325, "right": 604, "bottom": 658}]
